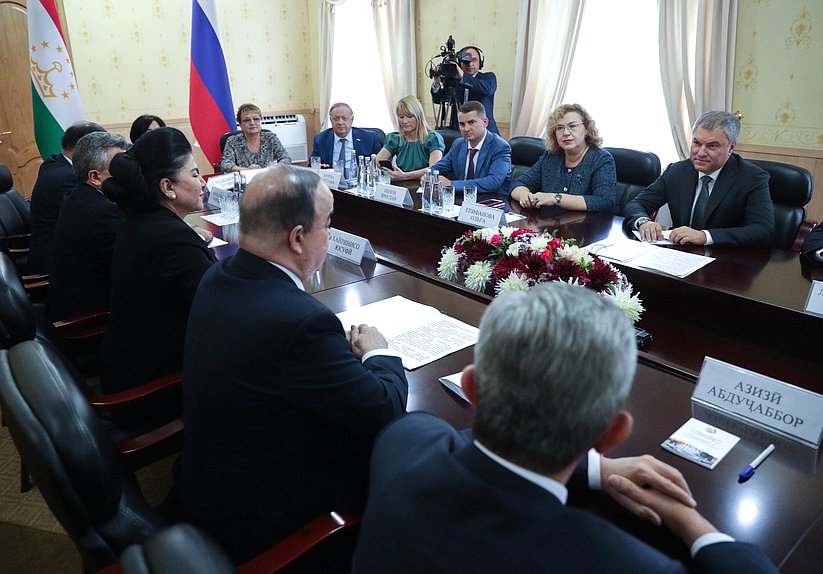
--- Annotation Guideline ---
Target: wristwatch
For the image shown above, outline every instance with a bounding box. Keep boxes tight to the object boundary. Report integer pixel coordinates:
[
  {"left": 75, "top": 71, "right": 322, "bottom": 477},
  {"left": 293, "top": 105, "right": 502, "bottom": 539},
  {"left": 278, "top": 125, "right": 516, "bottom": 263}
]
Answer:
[
  {"left": 554, "top": 193, "right": 562, "bottom": 206},
  {"left": 635, "top": 217, "right": 651, "bottom": 229}
]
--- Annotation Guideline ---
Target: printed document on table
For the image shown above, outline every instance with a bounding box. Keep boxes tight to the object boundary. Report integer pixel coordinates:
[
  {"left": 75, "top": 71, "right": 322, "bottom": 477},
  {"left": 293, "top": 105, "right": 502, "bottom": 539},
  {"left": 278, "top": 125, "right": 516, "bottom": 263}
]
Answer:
[
  {"left": 632, "top": 229, "right": 675, "bottom": 245},
  {"left": 336, "top": 296, "right": 479, "bottom": 370},
  {"left": 661, "top": 417, "right": 740, "bottom": 469},
  {"left": 589, "top": 238, "right": 714, "bottom": 278}
]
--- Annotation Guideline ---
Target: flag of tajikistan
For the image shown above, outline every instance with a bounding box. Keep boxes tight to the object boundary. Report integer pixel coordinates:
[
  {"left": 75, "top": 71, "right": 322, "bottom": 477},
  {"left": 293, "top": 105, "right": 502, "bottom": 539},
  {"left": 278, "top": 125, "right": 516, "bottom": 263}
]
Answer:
[{"left": 27, "top": 0, "right": 84, "bottom": 159}]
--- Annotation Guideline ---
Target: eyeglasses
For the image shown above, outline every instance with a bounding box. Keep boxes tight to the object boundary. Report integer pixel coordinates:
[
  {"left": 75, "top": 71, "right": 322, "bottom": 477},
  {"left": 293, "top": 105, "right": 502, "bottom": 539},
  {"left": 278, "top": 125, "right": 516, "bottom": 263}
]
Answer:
[
  {"left": 330, "top": 115, "right": 352, "bottom": 123},
  {"left": 241, "top": 116, "right": 261, "bottom": 124},
  {"left": 554, "top": 122, "right": 583, "bottom": 133}
]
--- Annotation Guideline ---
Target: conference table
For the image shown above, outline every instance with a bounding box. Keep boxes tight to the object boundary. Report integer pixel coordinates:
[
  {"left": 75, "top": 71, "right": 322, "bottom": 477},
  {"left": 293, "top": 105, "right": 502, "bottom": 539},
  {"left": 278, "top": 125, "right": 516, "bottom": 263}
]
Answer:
[{"left": 192, "top": 184, "right": 823, "bottom": 572}]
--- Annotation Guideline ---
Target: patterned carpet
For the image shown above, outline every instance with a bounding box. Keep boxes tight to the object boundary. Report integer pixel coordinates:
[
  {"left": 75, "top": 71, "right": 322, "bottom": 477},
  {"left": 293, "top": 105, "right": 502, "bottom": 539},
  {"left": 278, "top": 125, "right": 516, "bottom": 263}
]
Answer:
[{"left": 0, "top": 421, "right": 177, "bottom": 535}]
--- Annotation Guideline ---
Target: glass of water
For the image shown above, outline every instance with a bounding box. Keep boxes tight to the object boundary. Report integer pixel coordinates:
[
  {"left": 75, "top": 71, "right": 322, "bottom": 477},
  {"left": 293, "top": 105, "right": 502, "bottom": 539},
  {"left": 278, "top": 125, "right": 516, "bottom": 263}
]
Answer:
[
  {"left": 463, "top": 185, "right": 477, "bottom": 205},
  {"left": 443, "top": 185, "right": 455, "bottom": 213},
  {"left": 310, "top": 156, "right": 321, "bottom": 172}
]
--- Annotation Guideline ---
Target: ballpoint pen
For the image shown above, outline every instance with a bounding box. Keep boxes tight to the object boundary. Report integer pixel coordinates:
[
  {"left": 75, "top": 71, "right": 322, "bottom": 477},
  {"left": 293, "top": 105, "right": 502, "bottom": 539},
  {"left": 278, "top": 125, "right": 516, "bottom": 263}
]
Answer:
[{"left": 739, "top": 444, "right": 775, "bottom": 481}]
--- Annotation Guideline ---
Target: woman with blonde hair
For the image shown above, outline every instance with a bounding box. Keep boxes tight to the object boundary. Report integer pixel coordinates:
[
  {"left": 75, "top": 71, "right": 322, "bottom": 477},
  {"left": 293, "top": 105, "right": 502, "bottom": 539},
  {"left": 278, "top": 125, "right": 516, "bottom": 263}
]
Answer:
[
  {"left": 510, "top": 103, "right": 617, "bottom": 213},
  {"left": 377, "top": 96, "right": 445, "bottom": 181}
]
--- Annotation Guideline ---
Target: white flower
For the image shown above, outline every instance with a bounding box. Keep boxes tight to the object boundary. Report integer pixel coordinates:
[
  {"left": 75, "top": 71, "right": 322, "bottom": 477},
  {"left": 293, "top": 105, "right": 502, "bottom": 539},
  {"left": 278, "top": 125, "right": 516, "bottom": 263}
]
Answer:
[
  {"left": 499, "top": 226, "right": 517, "bottom": 239},
  {"left": 438, "top": 247, "right": 460, "bottom": 280},
  {"left": 560, "top": 276, "right": 584, "bottom": 287},
  {"left": 557, "top": 244, "right": 593, "bottom": 267},
  {"left": 529, "top": 236, "right": 549, "bottom": 251},
  {"left": 602, "top": 285, "right": 645, "bottom": 324},
  {"left": 464, "top": 261, "right": 493, "bottom": 291},
  {"left": 495, "top": 272, "right": 530, "bottom": 293},
  {"left": 506, "top": 242, "right": 524, "bottom": 256},
  {"left": 479, "top": 227, "right": 500, "bottom": 241}
]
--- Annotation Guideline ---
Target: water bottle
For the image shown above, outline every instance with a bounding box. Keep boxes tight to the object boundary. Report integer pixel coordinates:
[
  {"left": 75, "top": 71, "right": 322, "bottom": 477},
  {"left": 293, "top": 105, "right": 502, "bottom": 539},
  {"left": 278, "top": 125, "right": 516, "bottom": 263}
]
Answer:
[
  {"left": 357, "top": 156, "right": 367, "bottom": 195},
  {"left": 430, "top": 170, "right": 443, "bottom": 215},
  {"left": 422, "top": 168, "right": 432, "bottom": 213},
  {"left": 367, "top": 154, "right": 378, "bottom": 198}
]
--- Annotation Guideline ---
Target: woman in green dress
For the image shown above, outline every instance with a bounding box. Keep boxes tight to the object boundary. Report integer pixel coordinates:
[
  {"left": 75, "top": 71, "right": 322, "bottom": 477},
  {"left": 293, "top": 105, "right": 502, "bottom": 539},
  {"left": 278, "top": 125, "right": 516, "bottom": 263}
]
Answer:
[{"left": 376, "top": 95, "right": 445, "bottom": 182}]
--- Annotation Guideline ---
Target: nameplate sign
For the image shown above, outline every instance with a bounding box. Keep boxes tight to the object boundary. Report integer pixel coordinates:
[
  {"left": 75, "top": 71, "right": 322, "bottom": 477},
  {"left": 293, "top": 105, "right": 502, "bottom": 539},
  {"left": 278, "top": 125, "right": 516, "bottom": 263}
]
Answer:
[
  {"left": 374, "top": 183, "right": 413, "bottom": 207},
  {"left": 319, "top": 169, "right": 342, "bottom": 190},
  {"left": 327, "top": 228, "right": 375, "bottom": 265},
  {"left": 457, "top": 204, "right": 506, "bottom": 228},
  {"left": 206, "top": 173, "right": 235, "bottom": 191},
  {"left": 692, "top": 357, "right": 823, "bottom": 448},
  {"left": 803, "top": 280, "right": 823, "bottom": 317}
]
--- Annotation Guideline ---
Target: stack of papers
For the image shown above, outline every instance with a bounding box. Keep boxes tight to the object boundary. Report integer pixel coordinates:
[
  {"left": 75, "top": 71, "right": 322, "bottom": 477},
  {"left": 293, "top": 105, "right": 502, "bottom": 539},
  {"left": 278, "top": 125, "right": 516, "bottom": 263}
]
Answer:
[
  {"left": 589, "top": 239, "right": 714, "bottom": 278},
  {"left": 336, "top": 296, "right": 479, "bottom": 370},
  {"left": 661, "top": 418, "right": 740, "bottom": 469}
]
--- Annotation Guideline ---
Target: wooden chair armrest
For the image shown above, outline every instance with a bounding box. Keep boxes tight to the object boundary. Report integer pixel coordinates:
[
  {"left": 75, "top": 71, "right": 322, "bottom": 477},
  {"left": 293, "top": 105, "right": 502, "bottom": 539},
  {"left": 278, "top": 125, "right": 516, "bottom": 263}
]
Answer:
[
  {"left": 53, "top": 309, "right": 110, "bottom": 340},
  {"left": 115, "top": 418, "right": 183, "bottom": 455},
  {"left": 238, "top": 511, "right": 362, "bottom": 574},
  {"left": 792, "top": 219, "right": 818, "bottom": 253},
  {"left": 21, "top": 272, "right": 48, "bottom": 283},
  {"left": 87, "top": 372, "right": 182, "bottom": 410}
]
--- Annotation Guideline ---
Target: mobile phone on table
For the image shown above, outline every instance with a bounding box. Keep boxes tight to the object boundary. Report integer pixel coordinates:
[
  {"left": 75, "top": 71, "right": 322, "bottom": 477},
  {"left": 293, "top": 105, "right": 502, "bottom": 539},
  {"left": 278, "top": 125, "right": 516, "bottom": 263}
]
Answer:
[{"left": 477, "top": 198, "right": 505, "bottom": 209}]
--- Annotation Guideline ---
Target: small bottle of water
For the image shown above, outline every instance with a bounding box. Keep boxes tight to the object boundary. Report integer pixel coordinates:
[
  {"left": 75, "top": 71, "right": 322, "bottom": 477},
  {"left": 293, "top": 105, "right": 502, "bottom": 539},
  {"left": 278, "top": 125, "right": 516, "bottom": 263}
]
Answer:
[
  {"left": 368, "top": 154, "right": 378, "bottom": 198},
  {"left": 357, "top": 155, "right": 367, "bottom": 194},
  {"left": 422, "top": 168, "right": 432, "bottom": 213},
  {"left": 430, "top": 170, "right": 442, "bottom": 215}
]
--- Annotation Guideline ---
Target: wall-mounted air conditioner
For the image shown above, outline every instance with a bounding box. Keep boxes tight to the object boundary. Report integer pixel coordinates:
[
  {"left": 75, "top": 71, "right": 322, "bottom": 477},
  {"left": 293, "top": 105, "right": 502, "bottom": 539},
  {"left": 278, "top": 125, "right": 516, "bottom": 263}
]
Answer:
[{"left": 261, "top": 114, "right": 307, "bottom": 164}]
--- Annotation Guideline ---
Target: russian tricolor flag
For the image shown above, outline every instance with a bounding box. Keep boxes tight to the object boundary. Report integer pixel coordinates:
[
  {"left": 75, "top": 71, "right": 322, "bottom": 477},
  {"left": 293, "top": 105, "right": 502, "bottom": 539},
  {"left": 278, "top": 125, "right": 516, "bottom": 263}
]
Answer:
[{"left": 189, "top": 0, "right": 235, "bottom": 165}]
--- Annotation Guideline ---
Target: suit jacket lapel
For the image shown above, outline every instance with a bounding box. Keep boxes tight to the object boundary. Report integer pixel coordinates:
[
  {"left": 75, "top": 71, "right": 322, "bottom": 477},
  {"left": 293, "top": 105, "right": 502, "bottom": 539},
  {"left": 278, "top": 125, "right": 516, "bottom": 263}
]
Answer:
[
  {"left": 455, "top": 139, "right": 468, "bottom": 180},
  {"left": 703, "top": 155, "right": 739, "bottom": 222}
]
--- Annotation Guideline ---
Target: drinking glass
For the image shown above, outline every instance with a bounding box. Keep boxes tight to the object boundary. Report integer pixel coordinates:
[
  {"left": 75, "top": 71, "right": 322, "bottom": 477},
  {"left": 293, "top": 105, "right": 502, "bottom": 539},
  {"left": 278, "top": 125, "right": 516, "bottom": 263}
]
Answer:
[
  {"left": 463, "top": 185, "right": 478, "bottom": 205},
  {"left": 310, "top": 156, "right": 321, "bottom": 172},
  {"left": 443, "top": 185, "right": 455, "bottom": 212},
  {"left": 379, "top": 169, "right": 392, "bottom": 185}
]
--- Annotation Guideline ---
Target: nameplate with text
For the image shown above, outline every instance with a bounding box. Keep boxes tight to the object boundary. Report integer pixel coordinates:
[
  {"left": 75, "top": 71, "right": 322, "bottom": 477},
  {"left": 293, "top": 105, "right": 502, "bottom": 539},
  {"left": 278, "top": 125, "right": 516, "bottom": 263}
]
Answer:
[
  {"left": 327, "top": 228, "right": 375, "bottom": 265},
  {"left": 803, "top": 280, "right": 823, "bottom": 317},
  {"left": 374, "top": 183, "right": 413, "bottom": 207},
  {"left": 692, "top": 357, "right": 823, "bottom": 447},
  {"left": 319, "top": 169, "right": 342, "bottom": 190},
  {"left": 457, "top": 203, "right": 506, "bottom": 228}
]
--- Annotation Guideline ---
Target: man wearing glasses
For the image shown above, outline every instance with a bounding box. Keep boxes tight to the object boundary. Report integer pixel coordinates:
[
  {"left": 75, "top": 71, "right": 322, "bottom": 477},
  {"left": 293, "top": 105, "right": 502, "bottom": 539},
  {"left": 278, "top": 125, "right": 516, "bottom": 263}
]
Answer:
[
  {"left": 625, "top": 111, "right": 774, "bottom": 247},
  {"left": 310, "top": 102, "right": 382, "bottom": 169}
]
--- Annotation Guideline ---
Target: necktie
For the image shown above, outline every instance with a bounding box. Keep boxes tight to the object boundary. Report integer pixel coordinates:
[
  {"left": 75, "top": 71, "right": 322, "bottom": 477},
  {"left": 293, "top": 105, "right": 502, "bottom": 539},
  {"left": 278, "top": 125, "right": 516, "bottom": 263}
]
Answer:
[
  {"left": 690, "top": 175, "right": 712, "bottom": 229},
  {"left": 338, "top": 139, "right": 348, "bottom": 179},
  {"left": 467, "top": 147, "right": 478, "bottom": 180}
]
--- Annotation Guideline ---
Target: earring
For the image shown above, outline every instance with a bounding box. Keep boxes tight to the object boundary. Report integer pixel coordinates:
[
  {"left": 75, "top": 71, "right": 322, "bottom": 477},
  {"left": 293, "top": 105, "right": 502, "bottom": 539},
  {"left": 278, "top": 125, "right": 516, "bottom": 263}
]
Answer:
[{"left": 169, "top": 193, "right": 177, "bottom": 200}]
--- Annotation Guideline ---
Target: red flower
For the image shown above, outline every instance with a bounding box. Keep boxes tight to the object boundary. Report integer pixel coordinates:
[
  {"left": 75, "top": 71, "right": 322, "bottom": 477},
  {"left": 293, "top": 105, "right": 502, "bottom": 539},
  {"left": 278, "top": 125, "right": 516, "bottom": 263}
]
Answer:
[
  {"left": 490, "top": 234, "right": 502, "bottom": 246},
  {"left": 510, "top": 228, "right": 535, "bottom": 240},
  {"left": 540, "top": 248, "right": 555, "bottom": 264},
  {"left": 587, "top": 257, "right": 619, "bottom": 293},
  {"left": 459, "top": 236, "right": 495, "bottom": 263},
  {"left": 547, "top": 258, "right": 589, "bottom": 285}
]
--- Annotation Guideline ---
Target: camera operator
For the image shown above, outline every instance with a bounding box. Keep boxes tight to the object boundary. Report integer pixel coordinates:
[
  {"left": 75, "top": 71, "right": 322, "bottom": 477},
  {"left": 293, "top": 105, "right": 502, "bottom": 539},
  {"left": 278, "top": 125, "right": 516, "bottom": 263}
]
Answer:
[{"left": 431, "top": 44, "right": 499, "bottom": 135}]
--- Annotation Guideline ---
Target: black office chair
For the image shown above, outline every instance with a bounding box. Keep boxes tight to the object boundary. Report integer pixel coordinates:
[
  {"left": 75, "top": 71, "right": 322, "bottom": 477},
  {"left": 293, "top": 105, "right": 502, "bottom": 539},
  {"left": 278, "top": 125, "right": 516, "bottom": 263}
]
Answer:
[
  {"left": 0, "top": 162, "right": 32, "bottom": 273},
  {"left": 605, "top": 147, "right": 662, "bottom": 215},
  {"left": 0, "top": 339, "right": 168, "bottom": 573},
  {"left": 509, "top": 136, "right": 545, "bottom": 182},
  {"left": 748, "top": 159, "right": 813, "bottom": 250},
  {"left": 118, "top": 513, "right": 362, "bottom": 574},
  {"left": 361, "top": 127, "right": 387, "bottom": 148},
  {"left": 436, "top": 129, "right": 461, "bottom": 154}
]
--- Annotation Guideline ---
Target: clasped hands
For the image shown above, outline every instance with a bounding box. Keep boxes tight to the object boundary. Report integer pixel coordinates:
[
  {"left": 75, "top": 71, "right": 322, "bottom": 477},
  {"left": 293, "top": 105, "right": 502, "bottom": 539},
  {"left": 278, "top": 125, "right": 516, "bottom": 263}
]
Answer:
[
  {"left": 638, "top": 221, "right": 708, "bottom": 245},
  {"left": 346, "top": 323, "right": 389, "bottom": 359}
]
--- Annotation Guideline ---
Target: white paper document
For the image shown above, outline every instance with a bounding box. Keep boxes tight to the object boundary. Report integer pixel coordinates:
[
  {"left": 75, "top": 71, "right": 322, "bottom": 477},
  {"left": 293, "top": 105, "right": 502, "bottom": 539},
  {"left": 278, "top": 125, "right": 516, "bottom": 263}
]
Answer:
[
  {"left": 632, "top": 229, "right": 675, "bottom": 245},
  {"left": 661, "top": 417, "right": 740, "bottom": 469},
  {"left": 335, "top": 296, "right": 479, "bottom": 370},
  {"left": 207, "top": 237, "right": 228, "bottom": 248},
  {"left": 202, "top": 212, "right": 239, "bottom": 227},
  {"left": 439, "top": 371, "right": 469, "bottom": 401},
  {"left": 589, "top": 239, "right": 714, "bottom": 278}
]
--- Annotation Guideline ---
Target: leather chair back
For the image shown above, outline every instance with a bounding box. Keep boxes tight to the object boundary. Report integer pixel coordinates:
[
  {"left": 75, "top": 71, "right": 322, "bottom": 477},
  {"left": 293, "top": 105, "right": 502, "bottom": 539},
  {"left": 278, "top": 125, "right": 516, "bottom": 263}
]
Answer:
[
  {"left": 0, "top": 340, "right": 166, "bottom": 573},
  {"left": 0, "top": 162, "right": 13, "bottom": 192},
  {"left": 436, "top": 129, "right": 461, "bottom": 154},
  {"left": 121, "top": 524, "right": 236, "bottom": 574},
  {"left": 361, "top": 127, "right": 387, "bottom": 148},
  {"left": 509, "top": 136, "right": 545, "bottom": 182},
  {"left": 605, "top": 147, "right": 661, "bottom": 215},
  {"left": 748, "top": 159, "right": 813, "bottom": 250},
  {"left": 0, "top": 251, "right": 37, "bottom": 348}
]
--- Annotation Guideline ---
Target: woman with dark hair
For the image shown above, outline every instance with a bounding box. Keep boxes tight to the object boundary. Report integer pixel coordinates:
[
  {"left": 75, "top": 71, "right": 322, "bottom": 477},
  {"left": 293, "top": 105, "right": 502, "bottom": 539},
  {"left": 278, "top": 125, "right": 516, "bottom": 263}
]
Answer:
[
  {"left": 100, "top": 127, "right": 216, "bottom": 418},
  {"left": 509, "top": 103, "right": 617, "bottom": 213},
  {"left": 129, "top": 114, "right": 166, "bottom": 143}
]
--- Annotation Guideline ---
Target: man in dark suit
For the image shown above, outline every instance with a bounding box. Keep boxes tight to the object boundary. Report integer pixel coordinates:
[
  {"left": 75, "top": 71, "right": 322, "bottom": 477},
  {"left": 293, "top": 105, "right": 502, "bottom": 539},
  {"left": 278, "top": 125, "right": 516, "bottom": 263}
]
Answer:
[
  {"left": 310, "top": 102, "right": 382, "bottom": 168},
  {"left": 429, "top": 101, "right": 511, "bottom": 194},
  {"left": 431, "top": 45, "right": 499, "bottom": 135},
  {"left": 352, "top": 282, "right": 777, "bottom": 574},
  {"left": 179, "top": 164, "right": 408, "bottom": 564},
  {"left": 48, "top": 131, "right": 126, "bottom": 321},
  {"left": 29, "top": 121, "right": 105, "bottom": 274},
  {"left": 624, "top": 111, "right": 774, "bottom": 247},
  {"left": 801, "top": 222, "right": 823, "bottom": 265}
]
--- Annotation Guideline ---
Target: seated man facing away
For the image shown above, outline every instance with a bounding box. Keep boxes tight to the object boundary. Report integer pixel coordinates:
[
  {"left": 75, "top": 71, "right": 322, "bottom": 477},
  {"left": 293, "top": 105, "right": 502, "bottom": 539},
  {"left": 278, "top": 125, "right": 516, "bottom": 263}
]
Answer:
[
  {"left": 178, "top": 164, "right": 408, "bottom": 564},
  {"left": 352, "top": 282, "right": 777, "bottom": 574},
  {"left": 624, "top": 110, "right": 774, "bottom": 247},
  {"left": 48, "top": 131, "right": 127, "bottom": 321},
  {"left": 29, "top": 120, "right": 105, "bottom": 274},
  {"left": 310, "top": 102, "right": 382, "bottom": 169},
  {"left": 428, "top": 101, "right": 512, "bottom": 195}
]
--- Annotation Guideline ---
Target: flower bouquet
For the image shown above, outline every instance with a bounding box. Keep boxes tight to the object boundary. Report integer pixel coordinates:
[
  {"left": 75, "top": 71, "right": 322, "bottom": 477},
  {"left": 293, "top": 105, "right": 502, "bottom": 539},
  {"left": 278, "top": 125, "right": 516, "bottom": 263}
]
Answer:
[{"left": 437, "top": 226, "right": 644, "bottom": 323}]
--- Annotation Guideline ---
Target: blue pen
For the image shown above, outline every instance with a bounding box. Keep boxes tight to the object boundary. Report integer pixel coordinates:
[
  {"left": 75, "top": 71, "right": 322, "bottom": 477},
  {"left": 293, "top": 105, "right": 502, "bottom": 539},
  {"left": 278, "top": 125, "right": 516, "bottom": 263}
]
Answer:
[{"left": 739, "top": 444, "right": 775, "bottom": 481}]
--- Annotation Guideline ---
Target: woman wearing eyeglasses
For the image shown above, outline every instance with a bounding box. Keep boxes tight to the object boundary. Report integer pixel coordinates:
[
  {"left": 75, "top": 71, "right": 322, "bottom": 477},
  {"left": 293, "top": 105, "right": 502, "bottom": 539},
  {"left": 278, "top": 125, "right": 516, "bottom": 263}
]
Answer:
[
  {"left": 509, "top": 103, "right": 616, "bottom": 213},
  {"left": 220, "top": 103, "right": 291, "bottom": 172}
]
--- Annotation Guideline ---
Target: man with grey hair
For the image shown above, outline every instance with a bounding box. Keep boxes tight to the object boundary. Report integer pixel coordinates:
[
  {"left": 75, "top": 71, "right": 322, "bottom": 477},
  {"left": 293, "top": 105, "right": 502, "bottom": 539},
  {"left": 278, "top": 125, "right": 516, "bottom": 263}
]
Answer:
[
  {"left": 352, "top": 282, "right": 777, "bottom": 573},
  {"left": 178, "top": 164, "right": 408, "bottom": 564},
  {"left": 624, "top": 110, "right": 774, "bottom": 246},
  {"left": 29, "top": 120, "right": 106, "bottom": 274},
  {"left": 48, "top": 131, "right": 127, "bottom": 320}
]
